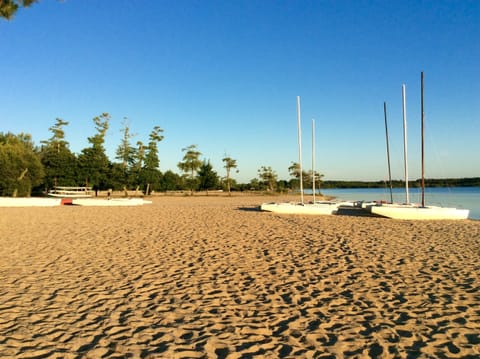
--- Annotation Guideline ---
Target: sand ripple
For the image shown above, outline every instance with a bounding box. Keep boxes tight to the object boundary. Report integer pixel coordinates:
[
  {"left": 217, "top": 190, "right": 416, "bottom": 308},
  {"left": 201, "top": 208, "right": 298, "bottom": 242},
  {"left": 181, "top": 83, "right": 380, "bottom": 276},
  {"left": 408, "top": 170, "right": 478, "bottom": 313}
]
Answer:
[{"left": 0, "top": 196, "right": 479, "bottom": 358}]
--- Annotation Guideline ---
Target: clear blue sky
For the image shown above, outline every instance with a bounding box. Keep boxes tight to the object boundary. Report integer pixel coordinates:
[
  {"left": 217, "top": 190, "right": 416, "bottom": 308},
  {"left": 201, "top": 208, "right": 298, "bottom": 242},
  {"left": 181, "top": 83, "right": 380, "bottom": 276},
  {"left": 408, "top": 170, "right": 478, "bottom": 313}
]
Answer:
[{"left": 1, "top": 0, "right": 479, "bottom": 183}]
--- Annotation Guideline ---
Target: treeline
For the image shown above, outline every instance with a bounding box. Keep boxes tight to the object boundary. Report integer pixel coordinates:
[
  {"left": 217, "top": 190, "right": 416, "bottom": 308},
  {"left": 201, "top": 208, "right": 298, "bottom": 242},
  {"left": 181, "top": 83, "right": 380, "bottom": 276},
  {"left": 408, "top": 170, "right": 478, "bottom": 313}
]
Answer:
[
  {"left": 0, "top": 115, "right": 304, "bottom": 197},
  {"left": 322, "top": 178, "right": 480, "bottom": 189},
  {"left": 1, "top": 115, "right": 478, "bottom": 197},
  {"left": 0, "top": 115, "right": 247, "bottom": 197}
]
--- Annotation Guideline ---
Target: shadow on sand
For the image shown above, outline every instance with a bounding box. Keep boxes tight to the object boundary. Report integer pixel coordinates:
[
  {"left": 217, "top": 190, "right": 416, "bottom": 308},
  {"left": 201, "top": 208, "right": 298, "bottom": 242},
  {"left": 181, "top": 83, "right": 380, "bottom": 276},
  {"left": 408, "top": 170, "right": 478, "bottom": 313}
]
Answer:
[
  {"left": 237, "top": 205, "right": 382, "bottom": 218},
  {"left": 237, "top": 206, "right": 262, "bottom": 212}
]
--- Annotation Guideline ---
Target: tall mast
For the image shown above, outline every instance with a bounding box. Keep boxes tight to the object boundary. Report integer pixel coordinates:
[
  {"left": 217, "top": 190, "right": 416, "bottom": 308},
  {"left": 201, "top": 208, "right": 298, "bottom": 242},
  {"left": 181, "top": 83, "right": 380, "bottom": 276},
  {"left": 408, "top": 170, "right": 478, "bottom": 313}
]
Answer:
[
  {"left": 421, "top": 71, "right": 425, "bottom": 207},
  {"left": 297, "top": 96, "right": 304, "bottom": 204},
  {"left": 312, "top": 118, "right": 316, "bottom": 203},
  {"left": 384, "top": 102, "right": 394, "bottom": 203},
  {"left": 402, "top": 84, "right": 409, "bottom": 204}
]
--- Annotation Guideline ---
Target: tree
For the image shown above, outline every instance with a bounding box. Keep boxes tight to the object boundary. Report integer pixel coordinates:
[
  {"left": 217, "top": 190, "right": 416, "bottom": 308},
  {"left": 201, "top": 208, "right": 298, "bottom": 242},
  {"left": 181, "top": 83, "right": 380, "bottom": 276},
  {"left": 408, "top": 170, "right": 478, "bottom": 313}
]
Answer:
[
  {"left": 222, "top": 156, "right": 238, "bottom": 196},
  {"left": 141, "top": 126, "right": 164, "bottom": 194},
  {"left": 40, "top": 118, "right": 77, "bottom": 189},
  {"left": 306, "top": 169, "right": 324, "bottom": 194},
  {"left": 160, "top": 170, "right": 183, "bottom": 191},
  {"left": 248, "top": 178, "right": 260, "bottom": 191},
  {"left": 288, "top": 162, "right": 301, "bottom": 189},
  {"left": 77, "top": 113, "right": 111, "bottom": 193},
  {"left": 129, "top": 140, "right": 145, "bottom": 189},
  {"left": 258, "top": 166, "right": 277, "bottom": 192},
  {"left": 0, "top": 132, "right": 44, "bottom": 196},
  {"left": 41, "top": 118, "right": 69, "bottom": 152},
  {"left": 177, "top": 144, "right": 202, "bottom": 194},
  {"left": 115, "top": 119, "right": 136, "bottom": 184},
  {"left": 0, "top": 0, "right": 37, "bottom": 20},
  {"left": 197, "top": 160, "right": 219, "bottom": 193},
  {"left": 288, "top": 161, "right": 310, "bottom": 190},
  {"left": 106, "top": 162, "right": 128, "bottom": 191}
]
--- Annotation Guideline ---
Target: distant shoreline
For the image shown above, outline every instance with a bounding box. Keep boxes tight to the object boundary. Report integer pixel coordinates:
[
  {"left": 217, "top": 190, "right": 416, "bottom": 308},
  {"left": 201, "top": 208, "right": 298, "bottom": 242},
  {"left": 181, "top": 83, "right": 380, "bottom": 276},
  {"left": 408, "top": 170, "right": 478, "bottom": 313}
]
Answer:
[{"left": 321, "top": 177, "right": 480, "bottom": 189}]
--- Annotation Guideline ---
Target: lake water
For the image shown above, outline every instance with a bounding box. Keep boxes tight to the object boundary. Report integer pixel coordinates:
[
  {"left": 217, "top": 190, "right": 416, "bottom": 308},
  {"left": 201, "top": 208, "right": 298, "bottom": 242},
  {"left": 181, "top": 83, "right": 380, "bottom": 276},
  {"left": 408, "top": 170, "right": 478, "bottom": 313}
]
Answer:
[{"left": 316, "top": 187, "right": 480, "bottom": 220}]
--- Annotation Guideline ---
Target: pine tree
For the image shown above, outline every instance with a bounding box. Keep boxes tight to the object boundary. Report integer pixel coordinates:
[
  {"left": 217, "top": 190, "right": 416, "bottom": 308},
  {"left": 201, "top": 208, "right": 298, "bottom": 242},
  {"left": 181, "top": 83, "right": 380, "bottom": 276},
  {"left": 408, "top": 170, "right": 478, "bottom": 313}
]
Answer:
[
  {"left": 77, "top": 113, "right": 110, "bottom": 194},
  {"left": 40, "top": 118, "right": 76, "bottom": 188},
  {"left": 178, "top": 144, "right": 202, "bottom": 194},
  {"left": 198, "top": 160, "right": 219, "bottom": 193}
]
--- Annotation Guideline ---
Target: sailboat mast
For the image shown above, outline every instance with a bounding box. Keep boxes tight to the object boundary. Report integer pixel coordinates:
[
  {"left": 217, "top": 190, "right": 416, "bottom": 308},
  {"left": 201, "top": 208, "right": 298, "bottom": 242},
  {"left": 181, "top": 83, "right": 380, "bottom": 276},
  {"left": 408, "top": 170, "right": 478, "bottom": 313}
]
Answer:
[
  {"left": 312, "top": 119, "right": 316, "bottom": 203},
  {"left": 421, "top": 71, "right": 425, "bottom": 207},
  {"left": 297, "top": 96, "right": 304, "bottom": 204},
  {"left": 383, "top": 102, "right": 394, "bottom": 203},
  {"left": 402, "top": 84, "right": 409, "bottom": 204}
]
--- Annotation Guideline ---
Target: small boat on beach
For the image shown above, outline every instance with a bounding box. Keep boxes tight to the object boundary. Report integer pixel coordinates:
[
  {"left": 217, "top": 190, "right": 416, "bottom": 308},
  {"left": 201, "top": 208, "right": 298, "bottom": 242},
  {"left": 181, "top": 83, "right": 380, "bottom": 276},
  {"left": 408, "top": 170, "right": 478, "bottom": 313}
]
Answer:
[
  {"left": 71, "top": 198, "right": 152, "bottom": 206},
  {"left": 0, "top": 197, "right": 62, "bottom": 207},
  {"left": 368, "top": 72, "right": 469, "bottom": 220},
  {"left": 260, "top": 97, "right": 339, "bottom": 216},
  {"left": 369, "top": 203, "right": 469, "bottom": 220},
  {"left": 48, "top": 186, "right": 94, "bottom": 198},
  {"left": 260, "top": 201, "right": 339, "bottom": 215}
]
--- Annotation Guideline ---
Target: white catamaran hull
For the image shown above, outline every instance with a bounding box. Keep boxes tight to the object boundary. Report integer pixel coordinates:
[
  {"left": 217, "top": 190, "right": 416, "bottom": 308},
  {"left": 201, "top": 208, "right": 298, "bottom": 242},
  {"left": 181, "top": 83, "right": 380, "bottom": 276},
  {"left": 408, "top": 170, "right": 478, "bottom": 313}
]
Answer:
[
  {"left": 48, "top": 193, "right": 92, "bottom": 198},
  {"left": 0, "top": 197, "right": 62, "bottom": 207},
  {"left": 260, "top": 202, "right": 338, "bottom": 215},
  {"left": 370, "top": 204, "right": 469, "bottom": 220},
  {"left": 0, "top": 197, "right": 152, "bottom": 207},
  {"left": 72, "top": 198, "right": 152, "bottom": 206}
]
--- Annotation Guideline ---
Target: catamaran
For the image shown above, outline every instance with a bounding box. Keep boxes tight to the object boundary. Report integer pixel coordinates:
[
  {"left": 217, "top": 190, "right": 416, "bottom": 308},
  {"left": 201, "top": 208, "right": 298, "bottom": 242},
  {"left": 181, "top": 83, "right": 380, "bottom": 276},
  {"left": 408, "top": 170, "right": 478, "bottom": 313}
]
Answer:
[
  {"left": 47, "top": 186, "right": 152, "bottom": 206},
  {"left": 48, "top": 186, "right": 94, "bottom": 198},
  {"left": 369, "top": 72, "right": 469, "bottom": 220},
  {"left": 260, "top": 97, "right": 339, "bottom": 215}
]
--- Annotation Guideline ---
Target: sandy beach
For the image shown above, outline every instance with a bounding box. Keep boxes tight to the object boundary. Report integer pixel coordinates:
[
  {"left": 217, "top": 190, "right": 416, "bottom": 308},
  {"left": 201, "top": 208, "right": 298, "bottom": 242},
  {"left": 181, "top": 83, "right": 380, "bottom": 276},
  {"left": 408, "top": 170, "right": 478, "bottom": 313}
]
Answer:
[{"left": 0, "top": 195, "right": 479, "bottom": 358}]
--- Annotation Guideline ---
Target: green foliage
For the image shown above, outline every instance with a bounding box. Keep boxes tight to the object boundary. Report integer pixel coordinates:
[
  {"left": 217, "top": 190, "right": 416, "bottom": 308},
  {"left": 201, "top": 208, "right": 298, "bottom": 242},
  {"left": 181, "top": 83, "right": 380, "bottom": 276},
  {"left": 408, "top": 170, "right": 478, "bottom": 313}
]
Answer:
[
  {"left": 77, "top": 113, "right": 111, "bottom": 190},
  {"left": 128, "top": 140, "right": 145, "bottom": 187},
  {"left": 115, "top": 121, "right": 136, "bottom": 176},
  {"left": 4, "top": 113, "right": 478, "bottom": 195},
  {"left": 304, "top": 169, "right": 323, "bottom": 190},
  {"left": 78, "top": 147, "right": 110, "bottom": 189},
  {"left": 422, "top": 177, "right": 480, "bottom": 187},
  {"left": 225, "top": 178, "right": 239, "bottom": 192},
  {"left": 40, "top": 147, "right": 77, "bottom": 188},
  {"left": 106, "top": 162, "right": 128, "bottom": 190},
  {"left": 222, "top": 156, "right": 237, "bottom": 195},
  {"left": 288, "top": 162, "right": 301, "bottom": 179},
  {"left": 276, "top": 180, "right": 288, "bottom": 193},
  {"left": 288, "top": 161, "right": 322, "bottom": 191},
  {"left": 41, "top": 118, "right": 69, "bottom": 151},
  {"left": 143, "top": 126, "right": 164, "bottom": 171},
  {"left": 288, "top": 162, "right": 302, "bottom": 189},
  {"left": 160, "top": 170, "right": 183, "bottom": 191},
  {"left": 0, "top": 0, "right": 36, "bottom": 20},
  {"left": 138, "top": 126, "right": 164, "bottom": 194},
  {"left": 248, "top": 178, "right": 261, "bottom": 191},
  {"left": 88, "top": 113, "right": 110, "bottom": 148},
  {"left": 197, "top": 160, "right": 219, "bottom": 191},
  {"left": 0, "top": 132, "right": 44, "bottom": 196},
  {"left": 40, "top": 118, "right": 77, "bottom": 188},
  {"left": 321, "top": 178, "right": 480, "bottom": 189},
  {"left": 138, "top": 167, "right": 161, "bottom": 193},
  {"left": 257, "top": 166, "right": 277, "bottom": 192},
  {"left": 178, "top": 144, "right": 202, "bottom": 193}
]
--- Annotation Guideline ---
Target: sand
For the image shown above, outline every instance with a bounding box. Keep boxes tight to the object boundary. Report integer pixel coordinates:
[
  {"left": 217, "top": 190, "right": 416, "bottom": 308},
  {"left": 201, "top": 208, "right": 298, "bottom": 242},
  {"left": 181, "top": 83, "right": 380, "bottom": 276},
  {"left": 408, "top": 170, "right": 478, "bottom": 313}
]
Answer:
[{"left": 0, "top": 195, "right": 479, "bottom": 358}]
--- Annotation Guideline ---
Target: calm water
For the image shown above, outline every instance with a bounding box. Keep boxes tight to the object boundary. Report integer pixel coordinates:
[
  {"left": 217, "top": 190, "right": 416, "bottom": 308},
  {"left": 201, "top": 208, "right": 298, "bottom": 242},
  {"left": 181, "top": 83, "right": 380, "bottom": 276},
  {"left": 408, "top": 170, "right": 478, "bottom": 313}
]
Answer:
[{"left": 317, "top": 187, "right": 480, "bottom": 220}]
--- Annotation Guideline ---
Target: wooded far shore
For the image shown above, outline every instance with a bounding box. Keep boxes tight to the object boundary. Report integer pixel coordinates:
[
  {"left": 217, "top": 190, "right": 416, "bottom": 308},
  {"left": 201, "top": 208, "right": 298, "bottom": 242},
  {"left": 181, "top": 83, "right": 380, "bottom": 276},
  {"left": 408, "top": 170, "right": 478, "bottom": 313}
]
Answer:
[{"left": 321, "top": 177, "right": 480, "bottom": 189}]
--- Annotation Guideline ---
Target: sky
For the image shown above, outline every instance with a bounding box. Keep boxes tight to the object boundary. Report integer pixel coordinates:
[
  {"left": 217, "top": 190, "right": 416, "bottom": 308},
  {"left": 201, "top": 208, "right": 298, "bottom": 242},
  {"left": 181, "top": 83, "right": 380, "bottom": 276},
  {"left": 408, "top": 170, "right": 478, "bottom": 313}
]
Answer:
[{"left": 1, "top": 0, "right": 479, "bottom": 183}]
